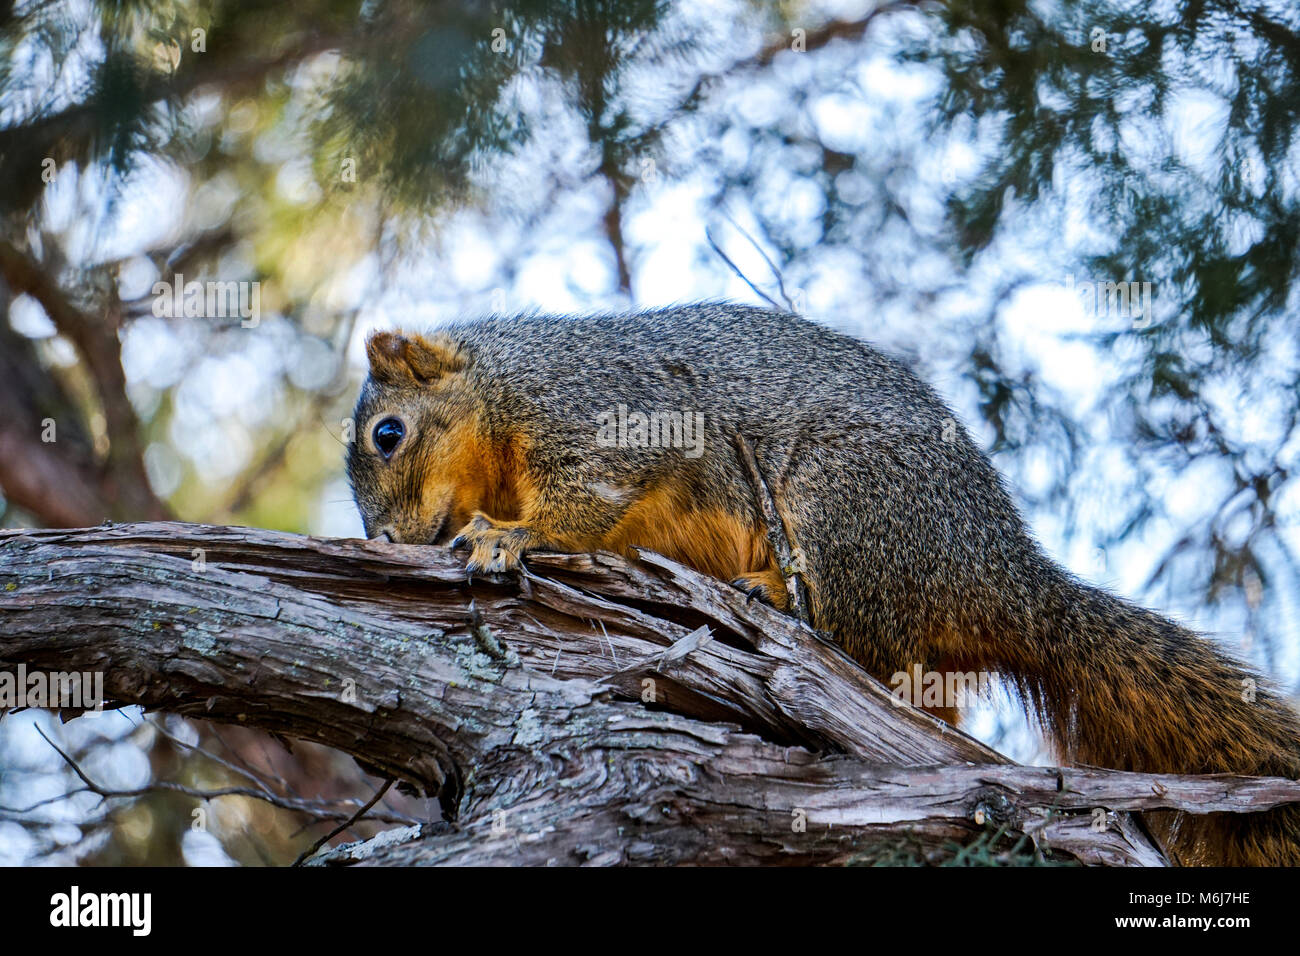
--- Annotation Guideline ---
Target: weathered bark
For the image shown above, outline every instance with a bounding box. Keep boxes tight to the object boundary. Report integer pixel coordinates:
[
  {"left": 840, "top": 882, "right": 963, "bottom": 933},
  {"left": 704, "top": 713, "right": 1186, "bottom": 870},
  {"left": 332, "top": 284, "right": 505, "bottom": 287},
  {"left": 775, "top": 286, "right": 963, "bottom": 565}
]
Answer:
[{"left": 3, "top": 522, "right": 1298, "bottom": 866}]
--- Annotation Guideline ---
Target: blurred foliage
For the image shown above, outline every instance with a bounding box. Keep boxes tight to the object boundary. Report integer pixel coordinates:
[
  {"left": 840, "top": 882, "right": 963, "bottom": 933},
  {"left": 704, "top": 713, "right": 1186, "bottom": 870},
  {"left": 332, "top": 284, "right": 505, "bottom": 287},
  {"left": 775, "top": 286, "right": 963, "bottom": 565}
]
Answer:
[
  {"left": 918, "top": 0, "right": 1300, "bottom": 664},
  {"left": 847, "top": 820, "right": 1078, "bottom": 866},
  {"left": 2, "top": 0, "right": 1299, "bottom": 862}
]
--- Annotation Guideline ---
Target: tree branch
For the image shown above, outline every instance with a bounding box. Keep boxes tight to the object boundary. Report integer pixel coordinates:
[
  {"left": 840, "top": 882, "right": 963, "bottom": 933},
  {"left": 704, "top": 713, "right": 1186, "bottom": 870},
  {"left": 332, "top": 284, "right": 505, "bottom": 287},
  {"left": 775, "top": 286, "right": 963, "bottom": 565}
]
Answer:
[
  {"left": 0, "top": 241, "right": 167, "bottom": 521},
  {"left": 3, "top": 523, "right": 1294, "bottom": 866},
  {"left": 0, "top": 318, "right": 110, "bottom": 526}
]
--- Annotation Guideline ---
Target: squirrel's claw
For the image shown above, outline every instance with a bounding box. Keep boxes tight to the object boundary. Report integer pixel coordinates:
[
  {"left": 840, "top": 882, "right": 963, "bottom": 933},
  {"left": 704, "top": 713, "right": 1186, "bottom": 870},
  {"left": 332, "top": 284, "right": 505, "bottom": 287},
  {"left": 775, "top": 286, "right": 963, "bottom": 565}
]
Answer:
[
  {"left": 451, "top": 512, "right": 531, "bottom": 576},
  {"left": 465, "top": 549, "right": 515, "bottom": 575},
  {"left": 730, "top": 569, "right": 791, "bottom": 611},
  {"left": 731, "top": 578, "right": 768, "bottom": 605}
]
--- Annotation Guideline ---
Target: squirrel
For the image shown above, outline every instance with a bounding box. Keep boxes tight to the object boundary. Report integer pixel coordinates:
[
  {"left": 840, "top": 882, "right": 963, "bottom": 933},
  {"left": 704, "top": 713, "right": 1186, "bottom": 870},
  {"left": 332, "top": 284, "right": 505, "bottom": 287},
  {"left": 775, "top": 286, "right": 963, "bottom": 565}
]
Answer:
[{"left": 347, "top": 303, "right": 1300, "bottom": 866}]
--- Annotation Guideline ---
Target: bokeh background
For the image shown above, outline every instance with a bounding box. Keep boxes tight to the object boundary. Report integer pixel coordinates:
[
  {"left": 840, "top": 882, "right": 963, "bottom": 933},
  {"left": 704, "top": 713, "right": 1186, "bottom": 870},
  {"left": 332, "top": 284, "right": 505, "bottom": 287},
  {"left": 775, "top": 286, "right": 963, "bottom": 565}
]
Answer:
[{"left": 2, "top": 0, "right": 1299, "bottom": 864}]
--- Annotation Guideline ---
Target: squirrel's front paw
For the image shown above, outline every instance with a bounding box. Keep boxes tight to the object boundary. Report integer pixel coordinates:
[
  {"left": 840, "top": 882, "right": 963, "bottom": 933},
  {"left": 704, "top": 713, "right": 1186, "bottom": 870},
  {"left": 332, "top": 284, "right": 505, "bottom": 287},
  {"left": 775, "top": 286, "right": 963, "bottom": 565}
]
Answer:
[{"left": 449, "top": 512, "right": 533, "bottom": 574}]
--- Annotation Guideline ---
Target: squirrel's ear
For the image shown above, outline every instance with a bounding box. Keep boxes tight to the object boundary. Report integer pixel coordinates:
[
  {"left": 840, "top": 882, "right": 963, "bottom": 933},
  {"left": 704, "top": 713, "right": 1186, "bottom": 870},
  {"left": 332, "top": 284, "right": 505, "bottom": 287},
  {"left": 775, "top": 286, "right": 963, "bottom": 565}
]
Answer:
[{"left": 366, "top": 331, "right": 467, "bottom": 385}]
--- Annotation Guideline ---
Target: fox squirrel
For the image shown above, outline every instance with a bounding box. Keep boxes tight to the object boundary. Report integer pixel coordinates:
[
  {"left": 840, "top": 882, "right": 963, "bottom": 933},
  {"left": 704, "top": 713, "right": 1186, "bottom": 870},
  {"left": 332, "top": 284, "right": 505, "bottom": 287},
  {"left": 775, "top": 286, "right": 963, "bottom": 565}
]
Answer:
[{"left": 347, "top": 303, "right": 1300, "bottom": 866}]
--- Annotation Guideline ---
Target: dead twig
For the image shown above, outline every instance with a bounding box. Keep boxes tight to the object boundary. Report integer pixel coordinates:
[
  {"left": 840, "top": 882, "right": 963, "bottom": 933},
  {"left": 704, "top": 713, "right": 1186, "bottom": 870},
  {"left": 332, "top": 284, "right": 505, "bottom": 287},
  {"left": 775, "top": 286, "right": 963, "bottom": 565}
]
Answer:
[
  {"left": 27, "top": 724, "right": 419, "bottom": 827},
  {"left": 732, "top": 433, "right": 813, "bottom": 625},
  {"left": 293, "top": 778, "right": 396, "bottom": 866}
]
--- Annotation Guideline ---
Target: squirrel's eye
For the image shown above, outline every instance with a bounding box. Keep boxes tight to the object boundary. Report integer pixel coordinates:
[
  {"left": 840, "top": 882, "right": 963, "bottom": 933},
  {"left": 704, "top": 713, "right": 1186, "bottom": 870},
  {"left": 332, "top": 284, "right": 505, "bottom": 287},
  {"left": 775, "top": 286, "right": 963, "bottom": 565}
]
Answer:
[{"left": 373, "top": 418, "right": 405, "bottom": 458}]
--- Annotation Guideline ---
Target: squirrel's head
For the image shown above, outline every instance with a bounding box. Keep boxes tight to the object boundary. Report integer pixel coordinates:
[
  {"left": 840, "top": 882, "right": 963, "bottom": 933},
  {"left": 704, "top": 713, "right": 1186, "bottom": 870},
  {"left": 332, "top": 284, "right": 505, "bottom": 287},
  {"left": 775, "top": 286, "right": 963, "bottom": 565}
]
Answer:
[{"left": 347, "top": 329, "right": 490, "bottom": 544}]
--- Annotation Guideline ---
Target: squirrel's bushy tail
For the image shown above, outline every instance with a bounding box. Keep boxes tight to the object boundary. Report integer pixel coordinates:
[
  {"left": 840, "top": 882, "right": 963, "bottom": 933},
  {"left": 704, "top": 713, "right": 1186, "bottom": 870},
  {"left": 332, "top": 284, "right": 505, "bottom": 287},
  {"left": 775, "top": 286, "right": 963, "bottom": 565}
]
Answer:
[{"left": 1012, "top": 564, "right": 1300, "bottom": 865}]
